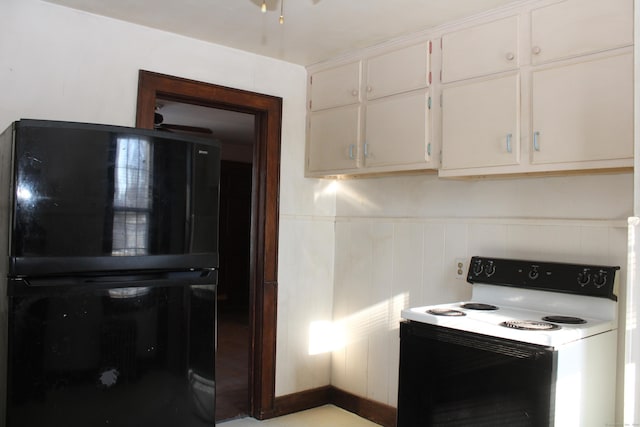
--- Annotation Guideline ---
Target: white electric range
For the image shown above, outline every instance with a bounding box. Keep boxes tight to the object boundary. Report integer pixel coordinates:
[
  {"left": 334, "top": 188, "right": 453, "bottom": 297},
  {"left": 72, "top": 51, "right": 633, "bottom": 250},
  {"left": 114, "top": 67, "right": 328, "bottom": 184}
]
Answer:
[{"left": 397, "top": 256, "right": 620, "bottom": 427}]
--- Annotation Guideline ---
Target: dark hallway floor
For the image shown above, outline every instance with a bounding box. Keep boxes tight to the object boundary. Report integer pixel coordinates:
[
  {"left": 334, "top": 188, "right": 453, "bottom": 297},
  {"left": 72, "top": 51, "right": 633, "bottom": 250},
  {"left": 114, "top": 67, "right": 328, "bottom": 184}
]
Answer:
[{"left": 216, "top": 308, "right": 250, "bottom": 422}]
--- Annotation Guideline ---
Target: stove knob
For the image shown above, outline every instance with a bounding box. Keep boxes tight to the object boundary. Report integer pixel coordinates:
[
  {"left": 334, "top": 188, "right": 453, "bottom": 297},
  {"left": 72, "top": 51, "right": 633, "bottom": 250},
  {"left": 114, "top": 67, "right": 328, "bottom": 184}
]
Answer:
[
  {"left": 593, "top": 271, "right": 608, "bottom": 288},
  {"left": 577, "top": 270, "right": 591, "bottom": 287},
  {"left": 485, "top": 261, "right": 496, "bottom": 277},
  {"left": 528, "top": 266, "right": 539, "bottom": 280},
  {"left": 472, "top": 260, "right": 484, "bottom": 276}
]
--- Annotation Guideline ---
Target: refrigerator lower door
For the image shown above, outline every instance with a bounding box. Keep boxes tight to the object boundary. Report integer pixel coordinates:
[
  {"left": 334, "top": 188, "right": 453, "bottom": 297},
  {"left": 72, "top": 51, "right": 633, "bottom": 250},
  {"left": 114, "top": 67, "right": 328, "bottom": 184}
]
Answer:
[{"left": 6, "top": 282, "right": 216, "bottom": 427}]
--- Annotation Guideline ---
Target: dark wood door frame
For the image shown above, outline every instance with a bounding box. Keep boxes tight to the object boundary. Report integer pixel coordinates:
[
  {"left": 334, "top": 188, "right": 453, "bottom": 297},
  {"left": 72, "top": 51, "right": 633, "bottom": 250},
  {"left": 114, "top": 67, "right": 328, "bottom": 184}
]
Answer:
[{"left": 136, "top": 70, "right": 281, "bottom": 419}]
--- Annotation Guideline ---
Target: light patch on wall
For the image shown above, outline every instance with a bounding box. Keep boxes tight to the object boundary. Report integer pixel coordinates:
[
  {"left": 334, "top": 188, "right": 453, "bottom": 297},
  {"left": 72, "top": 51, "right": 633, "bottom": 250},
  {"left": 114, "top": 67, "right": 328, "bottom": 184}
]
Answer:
[
  {"left": 308, "top": 293, "right": 409, "bottom": 355},
  {"left": 313, "top": 179, "right": 339, "bottom": 203},
  {"left": 308, "top": 320, "right": 345, "bottom": 355},
  {"left": 332, "top": 180, "right": 380, "bottom": 212}
]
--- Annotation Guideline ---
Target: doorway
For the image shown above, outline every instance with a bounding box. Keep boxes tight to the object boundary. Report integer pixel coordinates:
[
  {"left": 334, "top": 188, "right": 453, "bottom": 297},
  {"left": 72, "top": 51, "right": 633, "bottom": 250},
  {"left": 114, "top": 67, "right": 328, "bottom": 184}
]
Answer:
[
  {"left": 155, "top": 99, "right": 255, "bottom": 421},
  {"left": 217, "top": 159, "right": 253, "bottom": 421},
  {"left": 135, "top": 70, "right": 282, "bottom": 420}
]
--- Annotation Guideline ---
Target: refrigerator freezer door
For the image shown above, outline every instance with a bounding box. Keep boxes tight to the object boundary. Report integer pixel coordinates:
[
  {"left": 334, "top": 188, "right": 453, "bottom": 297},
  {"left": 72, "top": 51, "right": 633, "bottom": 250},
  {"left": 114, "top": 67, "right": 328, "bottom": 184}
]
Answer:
[{"left": 6, "top": 281, "right": 216, "bottom": 426}]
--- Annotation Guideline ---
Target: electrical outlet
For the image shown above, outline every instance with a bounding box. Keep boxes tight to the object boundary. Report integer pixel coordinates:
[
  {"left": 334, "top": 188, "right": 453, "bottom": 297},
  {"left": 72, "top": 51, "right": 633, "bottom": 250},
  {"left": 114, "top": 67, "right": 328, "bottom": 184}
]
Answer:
[{"left": 455, "top": 258, "right": 467, "bottom": 280}]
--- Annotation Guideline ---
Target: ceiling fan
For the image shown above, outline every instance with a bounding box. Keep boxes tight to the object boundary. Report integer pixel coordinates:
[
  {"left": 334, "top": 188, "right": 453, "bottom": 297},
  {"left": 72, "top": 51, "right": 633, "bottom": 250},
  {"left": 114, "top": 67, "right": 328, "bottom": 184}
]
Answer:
[
  {"left": 249, "top": 0, "right": 322, "bottom": 11},
  {"left": 250, "top": 0, "right": 322, "bottom": 23},
  {"left": 154, "top": 111, "right": 212, "bottom": 135}
]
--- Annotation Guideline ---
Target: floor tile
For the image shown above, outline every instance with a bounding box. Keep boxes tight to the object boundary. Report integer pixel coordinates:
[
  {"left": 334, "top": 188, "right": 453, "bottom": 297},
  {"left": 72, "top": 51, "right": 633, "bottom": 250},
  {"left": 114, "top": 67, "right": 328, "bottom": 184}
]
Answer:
[{"left": 218, "top": 405, "right": 382, "bottom": 427}]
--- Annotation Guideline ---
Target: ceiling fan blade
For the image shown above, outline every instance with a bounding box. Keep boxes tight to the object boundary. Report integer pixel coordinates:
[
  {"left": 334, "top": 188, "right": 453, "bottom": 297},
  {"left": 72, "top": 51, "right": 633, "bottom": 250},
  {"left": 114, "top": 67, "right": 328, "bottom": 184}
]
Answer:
[{"left": 157, "top": 123, "right": 213, "bottom": 135}]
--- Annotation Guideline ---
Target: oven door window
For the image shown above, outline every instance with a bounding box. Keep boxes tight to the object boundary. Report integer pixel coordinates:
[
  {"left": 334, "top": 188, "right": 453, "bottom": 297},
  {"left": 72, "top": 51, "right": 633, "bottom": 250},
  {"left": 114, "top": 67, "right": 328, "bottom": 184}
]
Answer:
[{"left": 398, "top": 321, "right": 557, "bottom": 426}]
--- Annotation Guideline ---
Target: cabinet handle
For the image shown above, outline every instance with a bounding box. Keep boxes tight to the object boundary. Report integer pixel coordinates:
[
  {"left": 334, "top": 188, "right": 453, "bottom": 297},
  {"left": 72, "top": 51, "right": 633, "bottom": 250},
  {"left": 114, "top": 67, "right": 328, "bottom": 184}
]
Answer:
[
  {"left": 533, "top": 131, "right": 540, "bottom": 151},
  {"left": 506, "top": 133, "right": 512, "bottom": 153},
  {"left": 351, "top": 89, "right": 359, "bottom": 97},
  {"left": 505, "top": 52, "right": 515, "bottom": 61},
  {"left": 532, "top": 46, "right": 541, "bottom": 55},
  {"left": 349, "top": 144, "right": 355, "bottom": 160}
]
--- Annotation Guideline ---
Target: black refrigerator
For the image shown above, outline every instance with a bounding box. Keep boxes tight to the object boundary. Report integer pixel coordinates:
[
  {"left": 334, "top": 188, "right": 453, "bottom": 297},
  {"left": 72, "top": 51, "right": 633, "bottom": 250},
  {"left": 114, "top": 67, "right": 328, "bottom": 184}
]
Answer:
[{"left": 0, "top": 119, "right": 221, "bottom": 426}]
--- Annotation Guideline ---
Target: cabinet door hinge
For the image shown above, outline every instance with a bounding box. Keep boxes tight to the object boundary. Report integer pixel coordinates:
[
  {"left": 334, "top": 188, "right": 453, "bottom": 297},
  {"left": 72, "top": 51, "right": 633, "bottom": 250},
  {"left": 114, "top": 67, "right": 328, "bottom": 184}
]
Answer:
[
  {"left": 428, "top": 96, "right": 432, "bottom": 110},
  {"left": 310, "top": 75, "right": 313, "bottom": 85},
  {"left": 428, "top": 40, "right": 432, "bottom": 54},
  {"left": 428, "top": 71, "right": 432, "bottom": 85},
  {"left": 440, "top": 94, "right": 443, "bottom": 107},
  {"left": 309, "top": 100, "right": 312, "bottom": 110}
]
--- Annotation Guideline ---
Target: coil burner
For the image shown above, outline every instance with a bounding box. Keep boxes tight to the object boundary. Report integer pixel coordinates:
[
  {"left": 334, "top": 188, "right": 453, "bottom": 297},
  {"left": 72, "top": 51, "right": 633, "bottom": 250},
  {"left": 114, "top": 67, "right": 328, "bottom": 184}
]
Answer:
[
  {"left": 460, "top": 303, "right": 499, "bottom": 311},
  {"left": 500, "top": 320, "right": 560, "bottom": 331},
  {"left": 427, "top": 308, "right": 466, "bottom": 317},
  {"left": 542, "top": 315, "right": 586, "bottom": 324}
]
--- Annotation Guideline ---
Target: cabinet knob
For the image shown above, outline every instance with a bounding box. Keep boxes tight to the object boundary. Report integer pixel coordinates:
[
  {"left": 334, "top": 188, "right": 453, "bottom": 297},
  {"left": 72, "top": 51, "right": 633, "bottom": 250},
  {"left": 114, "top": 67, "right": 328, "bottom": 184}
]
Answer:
[
  {"left": 366, "top": 86, "right": 373, "bottom": 93},
  {"left": 505, "top": 52, "right": 515, "bottom": 61},
  {"left": 532, "top": 46, "right": 542, "bottom": 55},
  {"left": 351, "top": 89, "right": 359, "bottom": 97}
]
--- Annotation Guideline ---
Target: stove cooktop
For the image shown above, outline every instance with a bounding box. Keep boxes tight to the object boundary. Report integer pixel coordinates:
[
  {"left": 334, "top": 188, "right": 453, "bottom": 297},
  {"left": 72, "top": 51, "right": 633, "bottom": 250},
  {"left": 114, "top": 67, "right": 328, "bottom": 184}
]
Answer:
[
  {"left": 402, "top": 302, "right": 616, "bottom": 348},
  {"left": 401, "top": 257, "right": 620, "bottom": 347}
]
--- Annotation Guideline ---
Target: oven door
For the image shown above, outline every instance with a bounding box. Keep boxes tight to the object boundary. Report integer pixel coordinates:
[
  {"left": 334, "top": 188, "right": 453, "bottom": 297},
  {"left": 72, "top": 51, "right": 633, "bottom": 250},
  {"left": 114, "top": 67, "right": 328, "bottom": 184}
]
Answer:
[{"left": 397, "top": 321, "right": 557, "bottom": 426}]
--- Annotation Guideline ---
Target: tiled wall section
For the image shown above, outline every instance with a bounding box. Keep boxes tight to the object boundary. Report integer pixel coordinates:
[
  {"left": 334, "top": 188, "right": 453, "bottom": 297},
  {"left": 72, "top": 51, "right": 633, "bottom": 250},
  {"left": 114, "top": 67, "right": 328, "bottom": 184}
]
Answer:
[
  {"left": 276, "top": 215, "right": 336, "bottom": 396},
  {"left": 331, "top": 217, "right": 628, "bottom": 407}
]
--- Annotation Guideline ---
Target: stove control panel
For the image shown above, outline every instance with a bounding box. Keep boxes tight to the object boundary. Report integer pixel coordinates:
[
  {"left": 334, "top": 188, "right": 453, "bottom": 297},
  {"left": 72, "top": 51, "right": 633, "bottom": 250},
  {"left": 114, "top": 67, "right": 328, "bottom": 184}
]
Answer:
[{"left": 467, "top": 256, "right": 619, "bottom": 300}]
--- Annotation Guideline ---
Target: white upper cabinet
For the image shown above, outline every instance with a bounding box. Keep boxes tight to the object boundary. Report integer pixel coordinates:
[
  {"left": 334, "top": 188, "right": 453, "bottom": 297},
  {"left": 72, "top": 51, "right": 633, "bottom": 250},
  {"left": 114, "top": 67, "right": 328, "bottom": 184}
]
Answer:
[
  {"left": 366, "top": 41, "right": 431, "bottom": 100},
  {"left": 442, "top": 15, "right": 519, "bottom": 83},
  {"left": 441, "top": 74, "right": 520, "bottom": 170},
  {"left": 310, "top": 61, "right": 361, "bottom": 111},
  {"left": 307, "top": 0, "right": 633, "bottom": 179},
  {"left": 306, "top": 41, "right": 435, "bottom": 177},
  {"left": 530, "top": 0, "right": 633, "bottom": 65},
  {"left": 439, "top": 0, "right": 633, "bottom": 177},
  {"left": 307, "top": 105, "right": 361, "bottom": 175},
  {"left": 531, "top": 52, "right": 633, "bottom": 165},
  {"left": 364, "top": 89, "right": 431, "bottom": 168}
]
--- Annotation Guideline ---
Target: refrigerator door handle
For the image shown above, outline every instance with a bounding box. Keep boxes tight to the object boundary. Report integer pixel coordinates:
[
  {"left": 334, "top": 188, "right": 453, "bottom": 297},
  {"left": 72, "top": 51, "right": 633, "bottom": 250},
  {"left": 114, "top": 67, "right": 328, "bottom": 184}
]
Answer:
[{"left": 11, "top": 269, "right": 218, "bottom": 292}]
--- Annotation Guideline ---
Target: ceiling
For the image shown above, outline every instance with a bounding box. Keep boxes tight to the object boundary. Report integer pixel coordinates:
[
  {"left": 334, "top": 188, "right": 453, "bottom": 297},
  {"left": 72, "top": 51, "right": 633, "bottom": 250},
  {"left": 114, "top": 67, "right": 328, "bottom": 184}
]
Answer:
[
  {"left": 155, "top": 101, "right": 255, "bottom": 145},
  {"left": 44, "top": 0, "right": 521, "bottom": 66}
]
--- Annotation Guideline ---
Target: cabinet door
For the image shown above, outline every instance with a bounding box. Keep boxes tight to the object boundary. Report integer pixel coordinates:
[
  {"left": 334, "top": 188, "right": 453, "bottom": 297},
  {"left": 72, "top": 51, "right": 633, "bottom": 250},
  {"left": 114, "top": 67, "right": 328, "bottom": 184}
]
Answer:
[
  {"left": 307, "top": 105, "right": 361, "bottom": 174},
  {"left": 531, "top": 0, "right": 632, "bottom": 65},
  {"left": 366, "top": 42, "right": 431, "bottom": 100},
  {"left": 364, "top": 90, "right": 431, "bottom": 168},
  {"left": 310, "top": 61, "right": 362, "bottom": 111},
  {"left": 442, "top": 16, "right": 519, "bottom": 83},
  {"left": 531, "top": 52, "right": 633, "bottom": 165},
  {"left": 442, "top": 74, "right": 520, "bottom": 170}
]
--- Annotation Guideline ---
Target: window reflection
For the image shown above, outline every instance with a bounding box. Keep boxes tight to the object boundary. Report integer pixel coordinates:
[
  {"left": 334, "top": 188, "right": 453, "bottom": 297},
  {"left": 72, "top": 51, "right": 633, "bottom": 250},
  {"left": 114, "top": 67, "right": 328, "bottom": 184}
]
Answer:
[
  {"left": 112, "top": 137, "right": 152, "bottom": 256},
  {"left": 108, "top": 287, "right": 152, "bottom": 299}
]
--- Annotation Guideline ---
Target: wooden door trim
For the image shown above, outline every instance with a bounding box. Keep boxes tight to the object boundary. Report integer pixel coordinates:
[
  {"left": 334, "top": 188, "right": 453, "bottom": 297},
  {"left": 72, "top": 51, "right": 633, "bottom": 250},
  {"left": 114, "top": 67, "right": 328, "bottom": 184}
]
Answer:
[{"left": 136, "top": 70, "right": 281, "bottom": 419}]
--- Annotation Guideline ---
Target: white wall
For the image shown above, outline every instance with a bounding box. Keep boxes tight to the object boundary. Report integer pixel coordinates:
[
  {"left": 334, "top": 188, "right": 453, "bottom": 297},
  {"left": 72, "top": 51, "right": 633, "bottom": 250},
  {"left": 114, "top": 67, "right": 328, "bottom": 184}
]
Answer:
[
  {"left": 331, "top": 173, "right": 632, "bottom": 408},
  {"left": 0, "top": 0, "right": 335, "bottom": 398}
]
